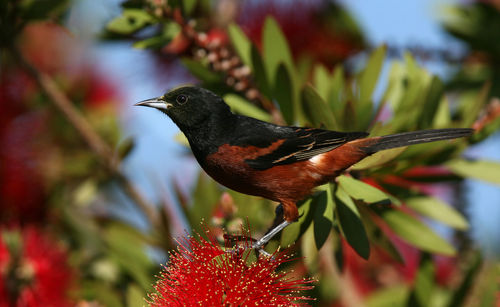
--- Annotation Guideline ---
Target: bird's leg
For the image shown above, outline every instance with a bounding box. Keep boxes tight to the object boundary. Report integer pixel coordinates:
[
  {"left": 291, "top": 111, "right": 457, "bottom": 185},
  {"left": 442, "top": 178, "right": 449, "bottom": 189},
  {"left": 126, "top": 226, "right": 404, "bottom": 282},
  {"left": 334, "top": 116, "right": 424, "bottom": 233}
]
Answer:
[
  {"left": 252, "top": 220, "right": 291, "bottom": 250},
  {"left": 266, "top": 203, "right": 284, "bottom": 234},
  {"left": 252, "top": 204, "right": 292, "bottom": 251}
]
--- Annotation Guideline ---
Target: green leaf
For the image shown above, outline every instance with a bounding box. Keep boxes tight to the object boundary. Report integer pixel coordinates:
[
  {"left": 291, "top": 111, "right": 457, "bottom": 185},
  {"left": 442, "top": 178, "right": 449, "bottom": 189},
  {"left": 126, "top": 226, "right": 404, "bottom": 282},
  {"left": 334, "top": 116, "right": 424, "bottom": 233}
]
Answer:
[
  {"left": 313, "top": 64, "right": 331, "bottom": 101},
  {"left": 379, "top": 209, "right": 456, "bottom": 255},
  {"left": 181, "top": 58, "right": 221, "bottom": 83},
  {"left": 107, "top": 9, "right": 155, "bottom": 35},
  {"left": 223, "top": 94, "right": 272, "bottom": 122},
  {"left": 133, "top": 36, "right": 167, "bottom": 49},
  {"left": 262, "top": 16, "right": 294, "bottom": 86},
  {"left": 133, "top": 22, "right": 181, "bottom": 49},
  {"left": 458, "top": 82, "right": 490, "bottom": 127},
  {"left": 366, "top": 285, "right": 409, "bottom": 307},
  {"left": 357, "top": 45, "right": 386, "bottom": 106},
  {"left": 313, "top": 186, "right": 335, "bottom": 249},
  {"left": 354, "top": 45, "right": 386, "bottom": 128},
  {"left": 251, "top": 46, "right": 272, "bottom": 98},
  {"left": 385, "top": 53, "right": 434, "bottom": 130},
  {"left": 408, "top": 255, "right": 435, "bottom": 307},
  {"left": 273, "top": 64, "right": 295, "bottom": 124},
  {"left": 126, "top": 284, "right": 146, "bottom": 307},
  {"left": 351, "top": 147, "right": 407, "bottom": 170},
  {"left": 301, "top": 224, "right": 320, "bottom": 273},
  {"left": 228, "top": 23, "right": 252, "bottom": 69},
  {"left": 182, "top": 0, "right": 197, "bottom": 15},
  {"left": 338, "top": 175, "right": 394, "bottom": 205},
  {"left": 335, "top": 186, "right": 360, "bottom": 217},
  {"left": 446, "top": 159, "right": 500, "bottom": 185},
  {"left": 357, "top": 205, "right": 403, "bottom": 262},
  {"left": 406, "top": 197, "right": 469, "bottom": 230},
  {"left": 328, "top": 65, "right": 346, "bottom": 117},
  {"left": 419, "top": 76, "right": 444, "bottom": 128},
  {"left": 432, "top": 97, "right": 451, "bottom": 128},
  {"left": 336, "top": 191, "right": 370, "bottom": 259},
  {"left": 302, "top": 84, "right": 338, "bottom": 129}
]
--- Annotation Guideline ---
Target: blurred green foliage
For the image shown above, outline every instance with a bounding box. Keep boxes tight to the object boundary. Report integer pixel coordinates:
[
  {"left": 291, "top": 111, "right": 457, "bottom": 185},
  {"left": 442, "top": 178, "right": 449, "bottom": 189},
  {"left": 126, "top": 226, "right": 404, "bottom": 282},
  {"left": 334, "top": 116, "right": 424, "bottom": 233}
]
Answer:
[{"left": 2, "top": 0, "right": 500, "bottom": 306}]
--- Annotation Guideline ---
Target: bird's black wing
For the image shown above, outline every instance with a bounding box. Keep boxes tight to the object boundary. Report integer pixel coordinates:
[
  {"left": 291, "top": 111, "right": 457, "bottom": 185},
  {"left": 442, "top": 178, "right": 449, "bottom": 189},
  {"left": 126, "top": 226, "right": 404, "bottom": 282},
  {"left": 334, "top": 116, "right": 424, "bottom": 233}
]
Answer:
[{"left": 243, "top": 127, "right": 368, "bottom": 170}]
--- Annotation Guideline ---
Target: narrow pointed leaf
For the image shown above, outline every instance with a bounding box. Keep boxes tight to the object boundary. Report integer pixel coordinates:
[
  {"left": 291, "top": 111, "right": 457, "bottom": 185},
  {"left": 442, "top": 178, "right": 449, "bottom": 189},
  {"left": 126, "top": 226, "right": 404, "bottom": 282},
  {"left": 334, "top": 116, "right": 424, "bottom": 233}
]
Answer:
[
  {"left": 107, "top": 9, "right": 155, "bottom": 35},
  {"left": 262, "top": 16, "right": 294, "bottom": 86},
  {"left": 302, "top": 84, "right": 338, "bottom": 129},
  {"left": 408, "top": 255, "right": 435, "bottom": 306},
  {"left": 313, "top": 64, "right": 331, "bottom": 101},
  {"left": 419, "top": 76, "right": 444, "bottom": 128},
  {"left": 432, "top": 97, "right": 451, "bottom": 128},
  {"left": 338, "top": 175, "right": 395, "bottom": 205},
  {"left": 313, "top": 186, "right": 335, "bottom": 249},
  {"left": 357, "top": 45, "right": 386, "bottom": 105},
  {"left": 351, "top": 147, "right": 407, "bottom": 170},
  {"left": 228, "top": 23, "right": 252, "bottom": 68},
  {"left": 446, "top": 159, "right": 500, "bottom": 185},
  {"left": 366, "top": 285, "right": 409, "bottom": 307},
  {"left": 335, "top": 186, "right": 359, "bottom": 217},
  {"left": 380, "top": 210, "right": 456, "bottom": 255},
  {"left": 406, "top": 197, "right": 469, "bottom": 230},
  {"left": 251, "top": 46, "right": 272, "bottom": 98},
  {"left": 358, "top": 205, "right": 403, "bottom": 262},
  {"left": 336, "top": 196, "right": 370, "bottom": 259},
  {"left": 273, "top": 64, "right": 295, "bottom": 124},
  {"left": 181, "top": 58, "right": 221, "bottom": 83},
  {"left": 223, "top": 94, "right": 272, "bottom": 122},
  {"left": 328, "top": 65, "right": 345, "bottom": 117}
]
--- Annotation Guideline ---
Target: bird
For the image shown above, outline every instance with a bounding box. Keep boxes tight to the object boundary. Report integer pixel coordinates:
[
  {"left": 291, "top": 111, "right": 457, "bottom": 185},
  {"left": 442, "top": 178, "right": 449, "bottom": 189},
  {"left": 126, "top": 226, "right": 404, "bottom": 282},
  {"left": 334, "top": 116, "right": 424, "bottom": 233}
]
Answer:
[{"left": 136, "top": 86, "right": 473, "bottom": 250}]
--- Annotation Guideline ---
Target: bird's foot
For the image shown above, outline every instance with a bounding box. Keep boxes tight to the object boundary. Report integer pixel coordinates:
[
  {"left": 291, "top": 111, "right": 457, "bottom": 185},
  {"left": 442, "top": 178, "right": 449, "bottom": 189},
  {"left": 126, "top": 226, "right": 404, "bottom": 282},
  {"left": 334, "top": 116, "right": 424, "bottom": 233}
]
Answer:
[
  {"left": 224, "top": 219, "right": 292, "bottom": 257},
  {"left": 251, "top": 220, "right": 291, "bottom": 251},
  {"left": 223, "top": 234, "right": 272, "bottom": 257}
]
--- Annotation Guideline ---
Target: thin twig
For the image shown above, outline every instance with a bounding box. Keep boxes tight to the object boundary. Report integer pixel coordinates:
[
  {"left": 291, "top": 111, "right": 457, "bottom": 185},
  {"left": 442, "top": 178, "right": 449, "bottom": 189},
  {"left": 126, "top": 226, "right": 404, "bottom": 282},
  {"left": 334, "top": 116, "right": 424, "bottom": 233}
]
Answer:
[{"left": 10, "top": 47, "right": 159, "bottom": 227}]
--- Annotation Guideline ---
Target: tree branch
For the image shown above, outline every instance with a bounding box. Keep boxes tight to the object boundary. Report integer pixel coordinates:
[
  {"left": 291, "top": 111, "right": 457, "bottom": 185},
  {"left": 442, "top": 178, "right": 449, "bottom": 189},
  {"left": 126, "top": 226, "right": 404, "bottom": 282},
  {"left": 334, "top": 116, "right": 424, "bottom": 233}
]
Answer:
[{"left": 10, "top": 47, "right": 159, "bottom": 228}]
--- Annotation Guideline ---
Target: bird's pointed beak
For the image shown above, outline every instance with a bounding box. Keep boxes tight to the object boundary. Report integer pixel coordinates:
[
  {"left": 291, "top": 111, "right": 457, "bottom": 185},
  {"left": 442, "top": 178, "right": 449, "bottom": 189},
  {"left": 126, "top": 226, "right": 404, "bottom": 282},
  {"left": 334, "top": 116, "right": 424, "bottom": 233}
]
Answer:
[{"left": 134, "top": 97, "right": 172, "bottom": 111}]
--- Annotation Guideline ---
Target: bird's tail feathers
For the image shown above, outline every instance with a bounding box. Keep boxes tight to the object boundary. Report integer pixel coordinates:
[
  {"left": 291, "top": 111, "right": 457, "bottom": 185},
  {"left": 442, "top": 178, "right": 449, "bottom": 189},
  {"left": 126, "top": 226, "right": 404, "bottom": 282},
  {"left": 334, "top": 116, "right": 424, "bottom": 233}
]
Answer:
[{"left": 361, "top": 128, "right": 473, "bottom": 154}]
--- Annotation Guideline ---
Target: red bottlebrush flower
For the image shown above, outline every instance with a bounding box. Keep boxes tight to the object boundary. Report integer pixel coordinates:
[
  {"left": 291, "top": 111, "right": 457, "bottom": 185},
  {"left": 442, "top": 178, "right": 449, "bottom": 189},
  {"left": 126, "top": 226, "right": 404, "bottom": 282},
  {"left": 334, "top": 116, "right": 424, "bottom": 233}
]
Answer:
[
  {"left": 0, "top": 227, "right": 74, "bottom": 307},
  {"left": 148, "top": 231, "right": 314, "bottom": 306}
]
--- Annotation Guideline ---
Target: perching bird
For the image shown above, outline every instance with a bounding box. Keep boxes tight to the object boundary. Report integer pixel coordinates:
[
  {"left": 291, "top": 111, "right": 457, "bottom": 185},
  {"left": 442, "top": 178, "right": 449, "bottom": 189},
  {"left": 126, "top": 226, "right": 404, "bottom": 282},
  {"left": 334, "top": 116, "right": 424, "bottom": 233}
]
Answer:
[{"left": 136, "top": 86, "right": 473, "bottom": 249}]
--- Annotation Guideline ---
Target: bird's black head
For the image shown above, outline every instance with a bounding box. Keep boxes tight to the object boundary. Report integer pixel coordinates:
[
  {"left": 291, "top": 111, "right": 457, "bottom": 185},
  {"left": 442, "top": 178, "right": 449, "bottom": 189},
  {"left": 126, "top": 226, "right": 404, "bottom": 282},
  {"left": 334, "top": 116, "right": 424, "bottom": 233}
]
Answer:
[{"left": 135, "top": 86, "right": 233, "bottom": 132}]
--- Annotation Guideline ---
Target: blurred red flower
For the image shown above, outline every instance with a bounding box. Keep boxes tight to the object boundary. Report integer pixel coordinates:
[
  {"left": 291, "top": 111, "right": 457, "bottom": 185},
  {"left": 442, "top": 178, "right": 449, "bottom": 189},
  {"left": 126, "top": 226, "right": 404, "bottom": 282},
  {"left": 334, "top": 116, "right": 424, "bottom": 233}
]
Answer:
[
  {"left": 237, "top": 0, "right": 364, "bottom": 66},
  {"left": 0, "top": 22, "right": 122, "bottom": 222},
  {"left": 0, "top": 227, "right": 74, "bottom": 307},
  {"left": 148, "top": 231, "right": 314, "bottom": 306}
]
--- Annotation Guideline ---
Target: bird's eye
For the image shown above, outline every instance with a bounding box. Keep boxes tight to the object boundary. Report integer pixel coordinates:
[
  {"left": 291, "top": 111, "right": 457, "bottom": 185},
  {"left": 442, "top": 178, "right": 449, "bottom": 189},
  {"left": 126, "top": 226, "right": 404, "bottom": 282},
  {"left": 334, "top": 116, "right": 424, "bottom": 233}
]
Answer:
[{"left": 176, "top": 94, "right": 188, "bottom": 104}]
